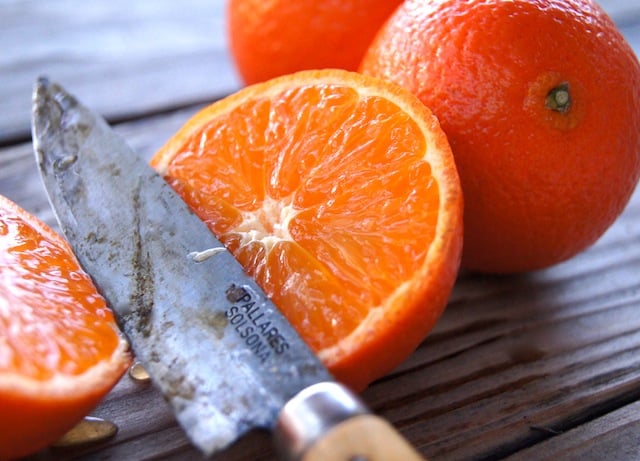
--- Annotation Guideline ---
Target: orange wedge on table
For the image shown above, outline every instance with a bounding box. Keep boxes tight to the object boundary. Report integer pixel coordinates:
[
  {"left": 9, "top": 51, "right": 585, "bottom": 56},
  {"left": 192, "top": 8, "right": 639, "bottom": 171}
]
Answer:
[
  {"left": 151, "top": 69, "right": 463, "bottom": 390},
  {"left": 0, "top": 195, "right": 131, "bottom": 460}
]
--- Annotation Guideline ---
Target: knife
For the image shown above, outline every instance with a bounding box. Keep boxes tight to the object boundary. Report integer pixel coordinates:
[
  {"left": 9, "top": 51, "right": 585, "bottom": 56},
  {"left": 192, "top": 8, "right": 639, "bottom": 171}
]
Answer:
[{"left": 31, "top": 78, "right": 425, "bottom": 460}]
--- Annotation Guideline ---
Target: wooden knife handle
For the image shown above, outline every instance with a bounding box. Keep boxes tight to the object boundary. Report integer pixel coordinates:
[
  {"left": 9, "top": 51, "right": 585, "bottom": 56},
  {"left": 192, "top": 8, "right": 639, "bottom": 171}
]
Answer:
[
  {"left": 301, "top": 413, "right": 425, "bottom": 461},
  {"left": 274, "top": 382, "right": 426, "bottom": 461}
]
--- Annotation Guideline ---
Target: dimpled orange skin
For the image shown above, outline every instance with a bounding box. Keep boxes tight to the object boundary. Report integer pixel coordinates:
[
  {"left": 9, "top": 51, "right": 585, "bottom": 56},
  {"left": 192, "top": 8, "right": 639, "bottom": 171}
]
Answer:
[
  {"left": 227, "top": 0, "right": 403, "bottom": 85},
  {"left": 360, "top": 0, "right": 640, "bottom": 273}
]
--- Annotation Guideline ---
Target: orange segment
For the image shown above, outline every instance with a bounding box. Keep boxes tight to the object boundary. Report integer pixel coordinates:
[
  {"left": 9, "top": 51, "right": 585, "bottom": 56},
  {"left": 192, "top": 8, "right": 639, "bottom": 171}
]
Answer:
[
  {"left": 152, "top": 69, "right": 463, "bottom": 390},
  {"left": 0, "top": 195, "right": 131, "bottom": 459}
]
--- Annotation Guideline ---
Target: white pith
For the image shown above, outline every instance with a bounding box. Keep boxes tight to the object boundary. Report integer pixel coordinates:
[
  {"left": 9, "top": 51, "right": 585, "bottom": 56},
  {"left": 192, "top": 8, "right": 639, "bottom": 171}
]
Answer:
[{"left": 232, "top": 196, "right": 299, "bottom": 251}]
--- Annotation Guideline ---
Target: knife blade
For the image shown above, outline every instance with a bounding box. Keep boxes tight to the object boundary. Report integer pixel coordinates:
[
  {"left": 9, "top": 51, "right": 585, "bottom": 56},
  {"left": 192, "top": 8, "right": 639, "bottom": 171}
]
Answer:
[{"left": 32, "top": 78, "right": 425, "bottom": 461}]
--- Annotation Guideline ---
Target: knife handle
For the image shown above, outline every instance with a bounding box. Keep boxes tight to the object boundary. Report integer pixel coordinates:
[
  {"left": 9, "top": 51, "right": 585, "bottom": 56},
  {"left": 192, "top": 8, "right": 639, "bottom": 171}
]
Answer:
[
  {"left": 300, "top": 413, "right": 425, "bottom": 461},
  {"left": 274, "top": 382, "right": 426, "bottom": 461}
]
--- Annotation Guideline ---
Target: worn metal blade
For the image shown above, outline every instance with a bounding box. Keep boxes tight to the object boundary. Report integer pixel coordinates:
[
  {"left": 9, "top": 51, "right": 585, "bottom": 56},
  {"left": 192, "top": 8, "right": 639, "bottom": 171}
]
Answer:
[{"left": 31, "top": 78, "right": 332, "bottom": 455}]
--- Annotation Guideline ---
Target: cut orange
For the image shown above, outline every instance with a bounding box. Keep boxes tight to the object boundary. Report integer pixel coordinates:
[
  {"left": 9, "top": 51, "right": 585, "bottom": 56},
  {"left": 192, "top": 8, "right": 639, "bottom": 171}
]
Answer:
[
  {"left": 151, "top": 69, "right": 463, "bottom": 391},
  {"left": 0, "top": 195, "right": 131, "bottom": 459}
]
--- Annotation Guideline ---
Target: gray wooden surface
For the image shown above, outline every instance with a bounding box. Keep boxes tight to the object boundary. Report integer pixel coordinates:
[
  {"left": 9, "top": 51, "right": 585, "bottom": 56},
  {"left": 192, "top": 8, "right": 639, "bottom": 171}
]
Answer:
[{"left": 1, "top": 1, "right": 640, "bottom": 460}]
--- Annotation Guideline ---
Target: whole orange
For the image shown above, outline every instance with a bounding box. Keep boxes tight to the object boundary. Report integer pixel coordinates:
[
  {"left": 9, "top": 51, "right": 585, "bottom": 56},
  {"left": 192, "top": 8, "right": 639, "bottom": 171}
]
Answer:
[
  {"left": 360, "top": 0, "right": 640, "bottom": 273},
  {"left": 226, "top": 0, "right": 403, "bottom": 85}
]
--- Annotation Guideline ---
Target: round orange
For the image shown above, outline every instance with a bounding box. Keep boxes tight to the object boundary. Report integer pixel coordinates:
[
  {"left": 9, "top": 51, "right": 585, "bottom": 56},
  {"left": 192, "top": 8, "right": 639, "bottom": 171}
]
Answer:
[
  {"left": 151, "top": 69, "right": 463, "bottom": 390},
  {"left": 0, "top": 195, "right": 131, "bottom": 459},
  {"left": 226, "top": 0, "right": 403, "bottom": 85},
  {"left": 360, "top": 0, "right": 640, "bottom": 273}
]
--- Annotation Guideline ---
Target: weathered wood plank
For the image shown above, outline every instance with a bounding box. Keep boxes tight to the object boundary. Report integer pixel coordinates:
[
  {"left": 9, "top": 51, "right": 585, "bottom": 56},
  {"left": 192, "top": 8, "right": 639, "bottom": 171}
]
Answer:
[
  {"left": 0, "top": 0, "right": 241, "bottom": 143},
  {"left": 503, "top": 400, "right": 640, "bottom": 461}
]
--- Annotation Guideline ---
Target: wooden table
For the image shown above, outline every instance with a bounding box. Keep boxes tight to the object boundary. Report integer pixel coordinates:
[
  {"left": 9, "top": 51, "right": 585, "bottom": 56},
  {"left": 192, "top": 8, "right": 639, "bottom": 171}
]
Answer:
[{"left": 2, "top": 1, "right": 639, "bottom": 459}]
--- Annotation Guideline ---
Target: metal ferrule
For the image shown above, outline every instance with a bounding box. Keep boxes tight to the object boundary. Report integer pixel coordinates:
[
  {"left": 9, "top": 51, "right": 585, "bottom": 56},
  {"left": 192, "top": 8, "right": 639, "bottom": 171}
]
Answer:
[{"left": 274, "top": 381, "right": 369, "bottom": 461}]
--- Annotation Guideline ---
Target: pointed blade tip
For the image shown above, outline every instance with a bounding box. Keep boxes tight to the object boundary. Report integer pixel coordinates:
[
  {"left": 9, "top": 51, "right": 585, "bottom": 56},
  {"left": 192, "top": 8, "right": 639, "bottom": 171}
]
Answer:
[
  {"left": 32, "top": 77, "right": 79, "bottom": 123},
  {"left": 32, "top": 76, "right": 57, "bottom": 115},
  {"left": 32, "top": 76, "right": 59, "bottom": 145},
  {"left": 35, "top": 75, "right": 50, "bottom": 91}
]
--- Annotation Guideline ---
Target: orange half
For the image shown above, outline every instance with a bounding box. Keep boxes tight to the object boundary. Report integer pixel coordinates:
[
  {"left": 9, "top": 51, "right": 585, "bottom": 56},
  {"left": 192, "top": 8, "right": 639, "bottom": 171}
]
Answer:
[
  {"left": 0, "top": 195, "right": 131, "bottom": 459},
  {"left": 151, "top": 69, "right": 463, "bottom": 390}
]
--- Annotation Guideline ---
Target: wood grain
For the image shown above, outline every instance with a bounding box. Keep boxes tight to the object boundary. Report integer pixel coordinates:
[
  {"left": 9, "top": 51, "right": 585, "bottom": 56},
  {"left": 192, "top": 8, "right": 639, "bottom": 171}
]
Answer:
[
  {"left": 0, "top": 0, "right": 241, "bottom": 144},
  {"left": 502, "top": 400, "right": 640, "bottom": 461}
]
